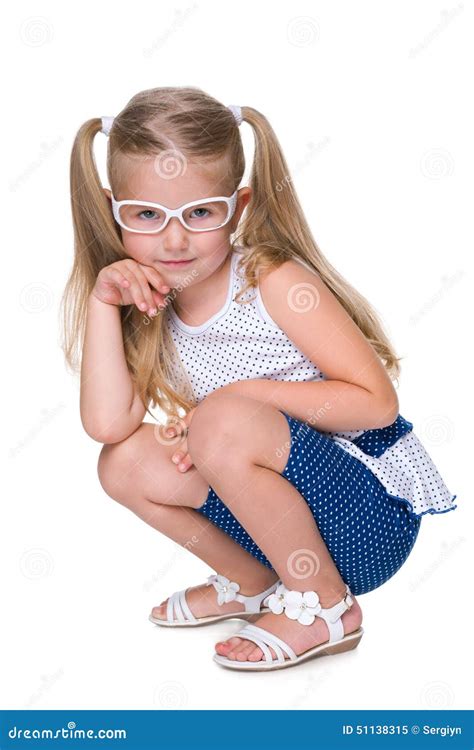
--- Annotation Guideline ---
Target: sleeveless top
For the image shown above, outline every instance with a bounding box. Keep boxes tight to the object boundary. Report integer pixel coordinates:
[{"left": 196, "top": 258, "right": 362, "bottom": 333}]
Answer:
[{"left": 165, "top": 247, "right": 457, "bottom": 519}]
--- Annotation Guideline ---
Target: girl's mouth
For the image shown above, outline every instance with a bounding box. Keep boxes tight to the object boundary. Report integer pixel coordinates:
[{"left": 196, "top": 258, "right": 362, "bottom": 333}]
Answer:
[{"left": 158, "top": 259, "right": 195, "bottom": 267}]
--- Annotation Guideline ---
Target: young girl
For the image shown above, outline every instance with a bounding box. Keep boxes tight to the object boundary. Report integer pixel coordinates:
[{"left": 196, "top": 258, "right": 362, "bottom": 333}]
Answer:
[{"left": 62, "top": 86, "right": 457, "bottom": 672}]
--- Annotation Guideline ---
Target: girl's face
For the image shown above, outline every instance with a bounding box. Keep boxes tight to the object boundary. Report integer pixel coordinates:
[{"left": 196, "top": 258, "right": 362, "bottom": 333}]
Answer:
[{"left": 103, "top": 155, "right": 251, "bottom": 288}]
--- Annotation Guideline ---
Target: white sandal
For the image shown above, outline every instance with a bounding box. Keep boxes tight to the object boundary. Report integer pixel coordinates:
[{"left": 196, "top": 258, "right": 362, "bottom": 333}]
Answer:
[
  {"left": 149, "top": 573, "right": 280, "bottom": 627},
  {"left": 213, "top": 581, "right": 364, "bottom": 670}
]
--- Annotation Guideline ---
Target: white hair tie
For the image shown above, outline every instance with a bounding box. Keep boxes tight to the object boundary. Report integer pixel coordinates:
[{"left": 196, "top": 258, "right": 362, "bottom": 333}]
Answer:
[
  {"left": 100, "top": 116, "right": 114, "bottom": 136},
  {"left": 227, "top": 105, "right": 243, "bottom": 126},
  {"left": 100, "top": 105, "right": 242, "bottom": 137}
]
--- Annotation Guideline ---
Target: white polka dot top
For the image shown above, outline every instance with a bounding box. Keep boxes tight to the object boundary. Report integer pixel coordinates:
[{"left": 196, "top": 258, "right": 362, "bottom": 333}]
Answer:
[{"left": 165, "top": 247, "right": 457, "bottom": 519}]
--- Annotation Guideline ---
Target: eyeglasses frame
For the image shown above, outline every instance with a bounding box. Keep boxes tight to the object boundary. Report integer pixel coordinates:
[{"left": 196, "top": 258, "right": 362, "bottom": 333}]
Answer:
[{"left": 111, "top": 190, "right": 239, "bottom": 234}]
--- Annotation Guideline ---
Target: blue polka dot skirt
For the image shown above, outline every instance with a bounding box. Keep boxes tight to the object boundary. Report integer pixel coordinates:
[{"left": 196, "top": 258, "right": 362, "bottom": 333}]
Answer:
[{"left": 195, "top": 411, "right": 422, "bottom": 596}]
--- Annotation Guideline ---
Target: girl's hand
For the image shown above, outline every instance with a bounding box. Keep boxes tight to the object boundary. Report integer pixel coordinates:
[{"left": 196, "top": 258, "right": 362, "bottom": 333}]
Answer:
[
  {"left": 92, "top": 259, "right": 171, "bottom": 316},
  {"left": 166, "top": 407, "right": 197, "bottom": 473}
]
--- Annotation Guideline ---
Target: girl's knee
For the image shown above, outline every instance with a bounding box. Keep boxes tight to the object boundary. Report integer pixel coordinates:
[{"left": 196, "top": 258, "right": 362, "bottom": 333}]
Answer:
[
  {"left": 97, "top": 424, "right": 209, "bottom": 510},
  {"left": 97, "top": 424, "right": 151, "bottom": 502},
  {"left": 97, "top": 442, "right": 127, "bottom": 502},
  {"left": 187, "top": 394, "right": 246, "bottom": 467},
  {"left": 186, "top": 393, "right": 227, "bottom": 456},
  {"left": 188, "top": 392, "right": 290, "bottom": 473}
]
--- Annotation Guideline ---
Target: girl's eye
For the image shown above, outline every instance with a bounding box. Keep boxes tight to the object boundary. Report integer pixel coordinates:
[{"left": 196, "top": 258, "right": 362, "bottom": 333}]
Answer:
[
  {"left": 190, "top": 208, "right": 210, "bottom": 219},
  {"left": 138, "top": 210, "right": 158, "bottom": 220}
]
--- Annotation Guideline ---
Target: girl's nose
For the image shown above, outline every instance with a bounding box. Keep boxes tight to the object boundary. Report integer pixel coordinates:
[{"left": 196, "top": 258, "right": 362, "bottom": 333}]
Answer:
[
  {"left": 166, "top": 215, "right": 189, "bottom": 233},
  {"left": 161, "top": 216, "right": 190, "bottom": 244}
]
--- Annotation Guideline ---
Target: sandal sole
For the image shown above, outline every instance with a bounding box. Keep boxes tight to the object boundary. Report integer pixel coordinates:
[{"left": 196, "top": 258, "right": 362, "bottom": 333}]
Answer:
[{"left": 213, "top": 627, "right": 364, "bottom": 670}]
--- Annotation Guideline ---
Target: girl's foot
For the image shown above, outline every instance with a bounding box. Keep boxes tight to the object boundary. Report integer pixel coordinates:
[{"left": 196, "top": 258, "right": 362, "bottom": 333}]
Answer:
[
  {"left": 151, "top": 572, "right": 280, "bottom": 622},
  {"left": 214, "top": 595, "right": 363, "bottom": 662}
]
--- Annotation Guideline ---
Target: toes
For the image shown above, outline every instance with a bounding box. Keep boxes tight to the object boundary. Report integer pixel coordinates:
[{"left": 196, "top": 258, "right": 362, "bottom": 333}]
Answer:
[
  {"left": 226, "top": 639, "right": 255, "bottom": 661},
  {"left": 215, "top": 637, "right": 280, "bottom": 663},
  {"left": 215, "top": 636, "right": 241, "bottom": 654},
  {"left": 247, "top": 646, "right": 265, "bottom": 662},
  {"left": 222, "top": 637, "right": 247, "bottom": 659},
  {"left": 247, "top": 644, "right": 279, "bottom": 662},
  {"left": 215, "top": 642, "right": 231, "bottom": 654},
  {"left": 151, "top": 601, "right": 167, "bottom": 619},
  {"left": 236, "top": 643, "right": 256, "bottom": 661}
]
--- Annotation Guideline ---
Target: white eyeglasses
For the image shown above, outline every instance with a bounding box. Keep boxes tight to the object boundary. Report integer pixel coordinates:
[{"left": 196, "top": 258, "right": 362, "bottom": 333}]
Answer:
[{"left": 111, "top": 190, "right": 238, "bottom": 234}]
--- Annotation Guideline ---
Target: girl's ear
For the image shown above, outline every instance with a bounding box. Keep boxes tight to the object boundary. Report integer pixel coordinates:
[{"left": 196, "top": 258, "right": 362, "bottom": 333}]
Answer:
[
  {"left": 239, "top": 186, "right": 252, "bottom": 209},
  {"left": 103, "top": 188, "right": 112, "bottom": 202},
  {"left": 230, "top": 186, "right": 252, "bottom": 231}
]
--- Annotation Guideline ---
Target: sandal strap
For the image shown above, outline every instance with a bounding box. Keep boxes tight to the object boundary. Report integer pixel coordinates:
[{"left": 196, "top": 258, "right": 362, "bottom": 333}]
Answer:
[
  {"left": 238, "top": 624, "right": 297, "bottom": 663},
  {"left": 166, "top": 589, "right": 197, "bottom": 623},
  {"left": 234, "top": 580, "right": 280, "bottom": 613},
  {"left": 207, "top": 574, "right": 280, "bottom": 613},
  {"left": 164, "top": 576, "right": 280, "bottom": 624},
  {"left": 319, "top": 585, "right": 353, "bottom": 641},
  {"left": 235, "top": 628, "right": 274, "bottom": 663},
  {"left": 321, "top": 588, "right": 353, "bottom": 619}
]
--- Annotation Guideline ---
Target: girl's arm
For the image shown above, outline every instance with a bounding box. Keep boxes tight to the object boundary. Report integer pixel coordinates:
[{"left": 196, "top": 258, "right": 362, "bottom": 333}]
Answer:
[
  {"left": 220, "top": 260, "right": 399, "bottom": 432},
  {"left": 80, "top": 293, "right": 147, "bottom": 443},
  {"left": 220, "top": 377, "right": 397, "bottom": 431}
]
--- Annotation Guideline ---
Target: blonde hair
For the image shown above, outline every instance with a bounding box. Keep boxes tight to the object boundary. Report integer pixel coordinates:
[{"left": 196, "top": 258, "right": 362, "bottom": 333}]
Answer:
[{"left": 61, "top": 85, "right": 402, "bottom": 424}]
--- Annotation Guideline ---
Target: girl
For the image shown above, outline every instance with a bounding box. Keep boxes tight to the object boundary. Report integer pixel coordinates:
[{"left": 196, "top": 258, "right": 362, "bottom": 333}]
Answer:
[{"left": 62, "top": 86, "right": 457, "bottom": 672}]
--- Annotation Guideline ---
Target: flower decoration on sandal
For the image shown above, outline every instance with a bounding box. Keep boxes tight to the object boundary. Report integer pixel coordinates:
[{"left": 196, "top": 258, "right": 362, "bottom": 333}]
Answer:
[
  {"left": 265, "top": 582, "right": 323, "bottom": 625},
  {"left": 284, "top": 590, "right": 322, "bottom": 625},
  {"left": 263, "top": 582, "right": 287, "bottom": 613},
  {"left": 206, "top": 574, "right": 240, "bottom": 605}
]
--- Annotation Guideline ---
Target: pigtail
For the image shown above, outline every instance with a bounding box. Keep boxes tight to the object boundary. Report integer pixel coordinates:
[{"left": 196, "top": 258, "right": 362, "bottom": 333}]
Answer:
[
  {"left": 234, "top": 107, "right": 402, "bottom": 382},
  {"left": 60, "top": 119, "right": 124, "bottom": 373}
]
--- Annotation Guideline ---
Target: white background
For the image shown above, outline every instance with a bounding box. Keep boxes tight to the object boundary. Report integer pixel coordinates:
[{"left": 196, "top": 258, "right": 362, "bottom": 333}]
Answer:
[{"left": 2, "top": 0, "right": 471, "bottom": 710}]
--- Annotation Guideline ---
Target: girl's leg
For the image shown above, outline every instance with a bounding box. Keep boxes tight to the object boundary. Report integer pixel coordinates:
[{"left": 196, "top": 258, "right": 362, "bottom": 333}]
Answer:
[
  {"left": 97, "top": 425, "right": 279, "bottom": 619},
  {"left": 186, "top": 391, "right": 363, "bottom": 662}
]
